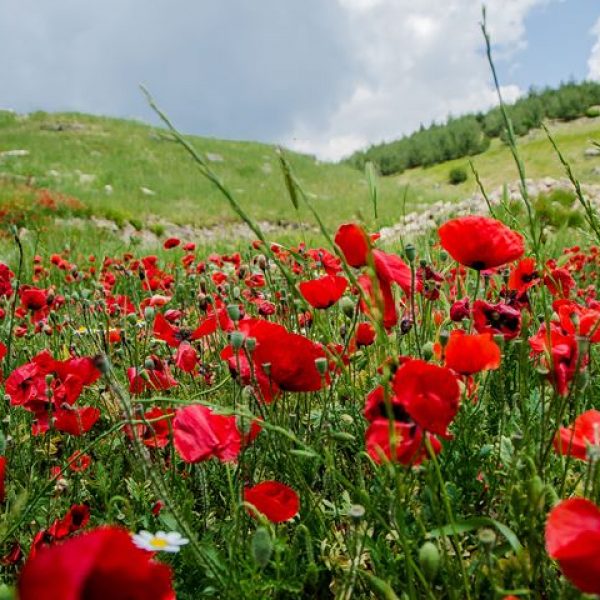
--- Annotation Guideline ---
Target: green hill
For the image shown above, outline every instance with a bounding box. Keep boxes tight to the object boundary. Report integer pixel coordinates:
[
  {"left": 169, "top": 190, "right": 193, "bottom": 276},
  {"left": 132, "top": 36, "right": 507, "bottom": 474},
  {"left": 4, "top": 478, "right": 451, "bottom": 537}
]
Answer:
[{"left": 0, "top": 109, "right": 599, "bottom": 251}]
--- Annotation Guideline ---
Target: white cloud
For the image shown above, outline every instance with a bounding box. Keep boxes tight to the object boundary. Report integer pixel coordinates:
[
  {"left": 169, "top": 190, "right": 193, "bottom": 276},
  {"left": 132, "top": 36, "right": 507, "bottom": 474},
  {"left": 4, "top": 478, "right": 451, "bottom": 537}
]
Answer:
[
  {"left": 286, "top": 0, "right": 547, "bottom": 160},
  {"left": 588, "top": 16, "right": 600, "bottom": 80}
]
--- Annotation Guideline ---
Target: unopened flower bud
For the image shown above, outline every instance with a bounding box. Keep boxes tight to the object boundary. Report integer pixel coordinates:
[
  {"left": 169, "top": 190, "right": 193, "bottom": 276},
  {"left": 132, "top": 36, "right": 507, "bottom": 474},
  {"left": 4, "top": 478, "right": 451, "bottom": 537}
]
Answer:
[
  {"left": 315, "top": 357, "right": 328, "bottom": 376},
  {"left": 227, "top": 304, "right": 241, "bottom": 322},
  {"left": 144, "top": 306, "right": 155, "bottom": 322},
  {"left": 418, "top": 541, "right": 440, "bottom": 581},
  {"left": 246, "top": 337, "right": 256, "bottom": 353},
  {"left": 230, "top": 331, "right": 245, "bottom": 350}
]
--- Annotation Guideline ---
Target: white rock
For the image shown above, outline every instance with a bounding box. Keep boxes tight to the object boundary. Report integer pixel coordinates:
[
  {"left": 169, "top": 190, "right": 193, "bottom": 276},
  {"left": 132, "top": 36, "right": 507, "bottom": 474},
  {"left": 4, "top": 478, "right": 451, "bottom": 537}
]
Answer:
[{"left": 0, "top": 149, "right": 29, "bottom": 158}]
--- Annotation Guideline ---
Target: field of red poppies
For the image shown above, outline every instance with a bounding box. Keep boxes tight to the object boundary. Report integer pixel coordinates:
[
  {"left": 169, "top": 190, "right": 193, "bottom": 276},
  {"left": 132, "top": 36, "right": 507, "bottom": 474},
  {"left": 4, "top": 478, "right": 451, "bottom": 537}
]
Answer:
[{"left": 0, "top": 171, "right": 600, "bottom": 600}]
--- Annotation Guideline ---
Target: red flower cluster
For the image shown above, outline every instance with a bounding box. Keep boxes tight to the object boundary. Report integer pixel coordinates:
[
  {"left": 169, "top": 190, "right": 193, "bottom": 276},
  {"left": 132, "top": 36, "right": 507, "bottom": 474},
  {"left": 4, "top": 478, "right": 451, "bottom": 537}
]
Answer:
[
  {"left": 335, "top": 223, "right": 411, "bottom": 329},
  {"left": 5, "top": 351, "right": 101, "bottom": 435},
  {"left": 221, "top": 319, "right": 328, "bottom": 402}
]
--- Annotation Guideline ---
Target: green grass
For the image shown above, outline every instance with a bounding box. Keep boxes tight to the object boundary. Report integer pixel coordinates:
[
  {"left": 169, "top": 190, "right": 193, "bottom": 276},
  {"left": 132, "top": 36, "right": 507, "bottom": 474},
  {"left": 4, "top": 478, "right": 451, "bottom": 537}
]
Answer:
[{"left": 394, "top": 116, "right": 600, "bottom": 200}]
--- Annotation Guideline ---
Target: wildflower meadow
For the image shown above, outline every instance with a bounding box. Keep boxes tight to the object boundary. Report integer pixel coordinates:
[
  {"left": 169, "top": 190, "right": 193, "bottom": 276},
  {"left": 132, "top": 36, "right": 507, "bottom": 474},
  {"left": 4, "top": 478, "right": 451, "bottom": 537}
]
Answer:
[{"left": 2, "top": 16, "right": 600, "bottom": 600}]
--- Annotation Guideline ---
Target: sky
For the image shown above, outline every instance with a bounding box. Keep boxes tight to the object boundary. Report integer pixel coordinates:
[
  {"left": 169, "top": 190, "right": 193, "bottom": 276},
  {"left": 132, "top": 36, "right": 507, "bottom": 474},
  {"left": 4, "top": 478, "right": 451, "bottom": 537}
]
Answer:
[{"left": 1, "top": 0, "right": 599, "bottom": 161}]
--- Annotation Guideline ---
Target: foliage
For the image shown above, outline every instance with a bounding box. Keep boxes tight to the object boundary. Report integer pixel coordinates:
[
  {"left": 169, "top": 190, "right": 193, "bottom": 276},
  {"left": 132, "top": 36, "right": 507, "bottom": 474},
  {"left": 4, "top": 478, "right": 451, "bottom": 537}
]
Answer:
[
  {"left": 348, "top": 81, "right": 600, "bottom": 175},
  {"left": 448, "top": 166, "right": 468, "bottom": 185}
]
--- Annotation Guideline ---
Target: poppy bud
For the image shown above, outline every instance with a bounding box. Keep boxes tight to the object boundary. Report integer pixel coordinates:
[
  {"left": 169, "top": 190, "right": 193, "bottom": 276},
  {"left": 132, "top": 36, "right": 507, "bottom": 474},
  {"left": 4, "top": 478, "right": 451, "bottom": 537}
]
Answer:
[
  {"left": 418, "top": 541, "right": 440, "bottom": 581},
  {"left": 405, "top": 244, "right": 416, "bottom": 264},
  {"left": 246, "top": 337, "right": 256, "bottom": 353},
  {"left": 144, "top": 307, "right": 155, "bottom": 322},
  {"left": 227, "top": 304, "right": 241, "bottom": 322},
  {"left": 257, "top": 255, "right": 267, "bottom": 271},
  {"left": 232, "top": 286, "right": 241, "bottom": 299},
  {"left": 144, "top": 358, "right": 155, "bottom": 371},
  {"left": 314, "top": 357, "right": 328, "bottom": 376},
  {"left": 339, "top": 297, "right": 355, "bottom": 319},
  {"left": 422, "top": 341, "right": 434, "bottom": 361},
  {"left": 439, "top": 250, "right": 448, "bottom": 261},
  {"left": 527, "top": 475, "right": 544, "bottom": 508},
  {"left": 230, "top": 331, "right": 245, "bottom": 350},
  {"left": 251, "top": 527, "right": 273, "bottom": 568},
  {"left": 439, "top": 329, "right": 450, "bottom": 348}
]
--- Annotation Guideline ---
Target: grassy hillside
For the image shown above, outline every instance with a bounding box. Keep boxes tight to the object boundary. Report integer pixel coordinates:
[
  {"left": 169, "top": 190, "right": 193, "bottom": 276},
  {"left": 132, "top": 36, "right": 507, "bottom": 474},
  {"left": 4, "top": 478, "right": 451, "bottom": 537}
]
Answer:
[
  {"left": 0, "top": 111, "right": 430, "bottom": 232},
  {"left": 394, "top": 116, "right": 600, "bottom": 201}
]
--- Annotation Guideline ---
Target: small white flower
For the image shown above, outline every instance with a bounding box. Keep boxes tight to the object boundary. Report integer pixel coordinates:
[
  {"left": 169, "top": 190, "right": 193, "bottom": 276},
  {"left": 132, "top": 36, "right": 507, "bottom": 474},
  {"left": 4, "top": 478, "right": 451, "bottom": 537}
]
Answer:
[{"left": 131, "top": 530, "right": 189, "bottom": 553}]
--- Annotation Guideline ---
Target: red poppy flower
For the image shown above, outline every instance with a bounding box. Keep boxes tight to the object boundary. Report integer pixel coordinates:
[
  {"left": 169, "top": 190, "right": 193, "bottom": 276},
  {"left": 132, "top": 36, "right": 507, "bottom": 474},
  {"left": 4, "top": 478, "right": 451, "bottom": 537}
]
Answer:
[
  {"left": 127, "top": 357, "right": 177, "bottom": 395},
  {"left": 357, "top": 273, "right": 398, "bottom": 330},
  {"left": 529, "top": 324, "right": 582, "bottom": 397},
  {"left": 392, "top": 359, "right": 460, "bottom": 437},
  {"left": 175, "top": 343, "right": 199, "bottom": 373},
  {"left": 544, "top": 267, "right": 575, "bottom": 298},
  {"left": 556, "top": 300, "right": 600, "bottom": 343},
  {"left": 18, "top": 526, "right": 174, "bottom": 600},
  {"left": 173, "top": 404, "right": 241, "bottom": 463},
  {"left": 438, "top": 216, "right": 524, "bottom": 270},
  {"left": 244, "top": 481, "right": 299, "bottom": 523},
  {"left": 554, "top": 410, "right": 600, "bottom": 460},
  {"left": 221, "top": 319, "right": 327, "bottom": 399},
  {"left": 68, "top": 451, "right": 92, "bottom": 472},
  {"left": 54, "top": 406, "right": 101, "bottom": 436},
  {"left": 444, "top": 331, "right": 501, "bottom": 375},
  {"left": 125, "top": 407, "right": 175, "bottom": 449},
  {"left": 153, "top": 313, "right": 207, "bottom": 348},
  {"left": 19, "top": 286, "right": 48, "bottom": 311},
  {"left": 365, "top": 419, "right": 441, "bottom": 465},
  {"left": 334, "top": 223, "right": 370, "bottom": 267},
  {"left": 354, "top": 322, "right": 376, "bottom": 347},
  {"left": 298, "top": 275, "right": 347, "bottom": 309},
  {"left": 545, "top": 498, "right": 600, "bottom": 595},
  {"left": 508, "top": 258, "right": 539, "bottom": 293},
  {"left": 450, "top": 298, "right": 470, "bottom": 322},
  {"left": 163, "top": 237, "right": 180, "bottom": 249},
  {"left": 472, "top": 300, "right": 521, "bottom": 340}
]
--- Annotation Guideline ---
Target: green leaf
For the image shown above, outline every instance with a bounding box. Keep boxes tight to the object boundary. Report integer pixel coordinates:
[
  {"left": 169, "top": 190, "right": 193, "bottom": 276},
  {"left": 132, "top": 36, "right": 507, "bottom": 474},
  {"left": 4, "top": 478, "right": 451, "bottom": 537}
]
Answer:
[
  {"left": 428, "top": 516, "right": 523, "bottom": 555},
  {"left": 277, "top": 149, "right": 299, "bottom": 210}
]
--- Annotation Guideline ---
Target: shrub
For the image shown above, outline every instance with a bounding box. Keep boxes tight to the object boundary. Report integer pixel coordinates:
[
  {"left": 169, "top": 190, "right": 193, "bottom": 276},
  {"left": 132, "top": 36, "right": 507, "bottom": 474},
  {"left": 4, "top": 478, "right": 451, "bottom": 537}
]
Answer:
[
  {"left": 448, "top": 167, "right": 468, "bottom": 185},
  {"left": 586, "top": 106, "right": 600, "bottom": 118}
]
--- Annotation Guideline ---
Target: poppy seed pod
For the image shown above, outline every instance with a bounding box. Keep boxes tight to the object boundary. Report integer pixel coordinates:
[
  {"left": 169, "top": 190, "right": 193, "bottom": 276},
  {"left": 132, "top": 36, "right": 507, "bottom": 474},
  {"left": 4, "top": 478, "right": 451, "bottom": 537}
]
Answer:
[
  {"left": 405, "top": 244, "right": 416, "bottom": 264},
  {"left": 143, "top": 306, "right": 155, "bottom": 322},
  {"left": 227, "top": 304, "right": 241, "bottom": 322},
  {"left": 339, "top": 296, "right": 355, "bottom": 319},
  {"left": 230, "top": 331, "right": 245, "bottom": 350}
]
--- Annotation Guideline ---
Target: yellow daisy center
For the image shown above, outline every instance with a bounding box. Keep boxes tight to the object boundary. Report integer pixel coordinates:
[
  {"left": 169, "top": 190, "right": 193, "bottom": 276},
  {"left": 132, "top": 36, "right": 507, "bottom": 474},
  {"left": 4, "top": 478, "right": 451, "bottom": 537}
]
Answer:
[{"left": 149, "top": 537, "right": 168, "bottom": 549}]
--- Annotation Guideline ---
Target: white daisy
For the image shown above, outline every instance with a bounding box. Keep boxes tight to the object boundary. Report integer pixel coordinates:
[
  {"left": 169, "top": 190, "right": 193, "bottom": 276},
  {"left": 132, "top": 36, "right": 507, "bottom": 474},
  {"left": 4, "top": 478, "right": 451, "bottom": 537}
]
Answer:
[{"left": 131, "top": 530, "right": 189, "bottom": 553}]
